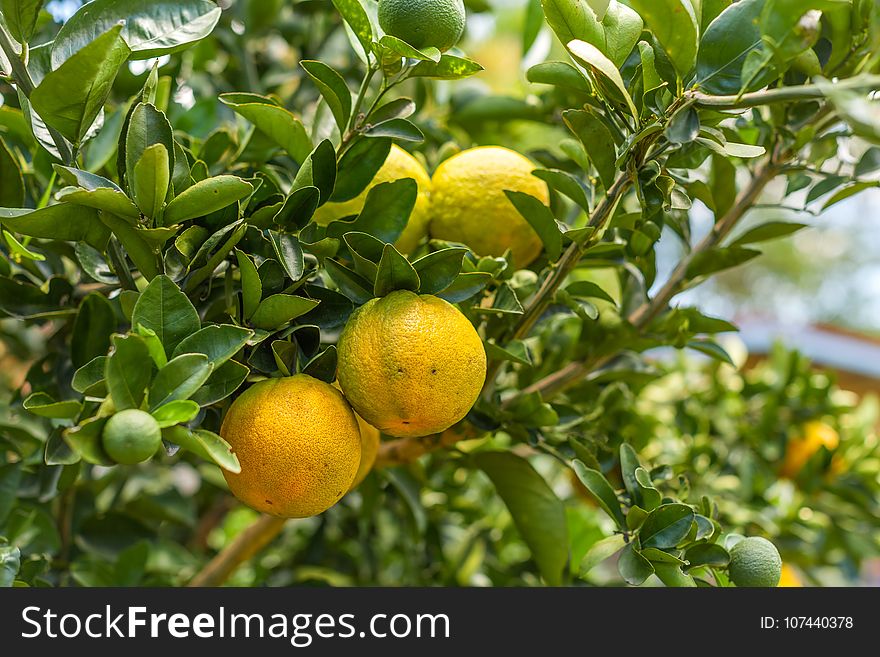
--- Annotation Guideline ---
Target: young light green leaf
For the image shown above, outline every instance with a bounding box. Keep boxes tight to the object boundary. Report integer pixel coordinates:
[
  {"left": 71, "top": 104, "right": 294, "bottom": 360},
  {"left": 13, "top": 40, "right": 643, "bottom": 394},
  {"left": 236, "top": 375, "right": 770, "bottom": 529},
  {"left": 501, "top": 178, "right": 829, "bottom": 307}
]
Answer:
[
  {"left": 578, "top": 534, "right": 626, "bottom": 579},
  {"left": 163, "top": 425, "right": 240, "bottom": 473},
  {"left": 132, "top": 143, "right": 170, "bottom": 219},
  {"left": 171, "top": 324, "right": 253, "bottom": 367},
  {"left": 55, "top": 186, "right": 140, "bottom": 221},
  {"left": 22, "top": 392, "right": 82, "bottom": 419},
  {"left": 151, "top": 399, "right": 200, "bottom": 428},
  {"left": 541, "top": 0, "right": 643, "bottom": 67},
  {"left": 568, "top": 39, "right": 638, "bottom": 117}
]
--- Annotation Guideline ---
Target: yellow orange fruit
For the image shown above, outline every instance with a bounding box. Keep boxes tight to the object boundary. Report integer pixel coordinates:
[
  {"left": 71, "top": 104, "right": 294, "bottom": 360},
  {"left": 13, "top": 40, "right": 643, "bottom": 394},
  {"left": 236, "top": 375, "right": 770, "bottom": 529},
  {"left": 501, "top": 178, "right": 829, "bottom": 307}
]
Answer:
[
  {"left": 337, "top": 290, "right": 486, "bottom": 438},
  {"left": 780, "top": 421, "right": 840, "bottom": 479},
  {"left": 429, "top": 146, "right": 549, "bottom": 268},
  {"left": 220, "top": 375, "right": 361, "bottom": 518}
]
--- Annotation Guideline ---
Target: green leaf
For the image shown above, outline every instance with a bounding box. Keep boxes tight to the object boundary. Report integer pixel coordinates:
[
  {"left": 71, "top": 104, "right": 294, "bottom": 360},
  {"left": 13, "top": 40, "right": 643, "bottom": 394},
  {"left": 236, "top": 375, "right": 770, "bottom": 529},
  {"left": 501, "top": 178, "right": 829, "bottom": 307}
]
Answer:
[
  {"left": 151, "top": 399, "right": 200, "bottom": 428},
  {"left": 149, "top": 353, "right": 213, "bottom": 410},
  {"left": 822, "top": 181, "right": 880, "bottom": 211},
  {"left": 105, "top": 333, "right": 152, "bottom": 410},
  {"left": 639, "top": 503, "right": 695, "bottom": 549},
  {"left": 0, "top": 205, "right": 109, "bottom": 249},
  {"left": 331, "top": 0, "right": 373, "bottom": 54},
  {"left": 364, "top": 118, "right": 424, "bottom": 142},
  {"left": 55, "top": 186, "right": 140, "bottom": 221},
  {"left": 855, "top": 147, "right": 880, "bottom": 177},
  {"left": 190, "top": 360, "right": 249, "bottom": 406},
  {"left": 619, "top": 442, "right": 643, "bottom": 506},
  {"left": 506, "top": 192, "right": 562, "bottom": 264},
  {"left": 131, "top": 143, "right": 170, "bottom": 219},
  {"left": 578, "top": 533, "right": 626, "bottom": 578},
  {"left": 541, "top": 0, "right": 643, "bottom": 67},
  {"left": 235, "top": 250, "right": 262, "bottom": 320},
  {"left": 123, "top": 103, "right": 174, "bottom": 200},
  {"left": 476, "top": 452, "right": 569, "bottom": 586},
  {"left": 695, "top": 0, "right": 767, "bottom": 94},
  {"left": 51, "top": 0, "right": 221, "bottom": 64},
  {"left": 665, "top": 106, "right": 700, "bottom": 145},
  {"left": 163, "top": 425, "right": 240, "bottom": 473},
  {"left": 686, "top": 245, "right": 761, "bottom": 278},
  {"left": 324, "top": 259, "right": 374, "bottom": 304},
  {"left": 730, "top": 221, "right": 808, "bottom": 246},
  {"left": 687, "top": 339, "right": 735, "bottom": 365},
  {"left": 532, "top": 168, "right": 592, "bottom": 211},
  {"left": 331, "top": 137, "right": 392, "bottom": 202},
  {"left": 72, "top": 356, "right": 108, "bottom": 395},
  {"left": 300, "top": 60, "right": 352, "bottom": 133},
  {"left": 484, "top": 339, "right": 533, "bottom": 366},
  {"left": 0, "top": 138, "right": 24, "bottom": 207},
  {"left": 163, "top": 175, "right": 253, "bottom": 224},
  {"left": 633, "top": 468, "right": 662, "bottom": 511},
  {"left": 219, "top": 93, "right": 312, "bottom": 162},
  {"left": 565, "top": 280, "right": 616, "bottom": 304},
  {"left": 327, "top": 178, "right": 417, "bottom": 244},
  {"left": 376, "top": 35, "right": 442, "bottom": 63},
  {"left": 292, "top": 139, "right": 337, "bottom": 205},
  {"left": 571, "top": 460, "right": 626, "bottom": 528},
  {"left": 409, "top": 54, "right": 484, "bottom": 80},
  {"left": 527, "top": 61, "right": 591, "bottom": 92},
  {"left": 269, "top": 231, "right": 304, "bottom": 282},
  {"left": 250, "top": 294, "right": 320, "bottom": 330},
  {"left": 302, "top": 346, "right": 338, "bottom": 383},
  {"left": 0, "top": 544, "right": 21, "bottom": 588},
  {"left": 272, "top": 186, "right": 321, "bottom": 231},
  {"left": 0, "top": 463, "right": 22, "bottom": 525},
  {"left": 374, "top": 243, "right": 420, "bottom": 296},
  {"left": 71, "top": 292, "right": 115, "bottom": 368},
  {"left": 136, "top": 324, "right": 168, "bottom": 368},
  {"left": 23, "top": 392, "right": 82, "bottom": 419},
  {"left": 438, "top": 272, "right": 492, "bottom": 303},
  {"left": 568, "top": 39, "right": 638, "bottom": 117},
  {"left": 411, "top": 248, "right": 467, "bottom": 295},
  {"left": 684, "top": 543, "right": 730, "bottom": 568},
  {"left": 100, "top": 213, "right": 160, "bottom": 280},
  {"left": 131, "top": 275, "right": 201, "bottom": 356},
  {"left": 171, "top": 324, "right": 253, "bottom": 367},
  {"left": 563, "top": 109, "right": 617, "bottom": 189},
  {"left": 618, "top": 543, "right": 655, "bottom": 585},
  {"left": 629, "top": 0, "right": 699, "bottom": 76},
  {"left": 64, "top": 417, "right": 113, "bottom": 466},
  {"left": 1, "top": 0, "right": 43, "bottom": 42},
  {"left": 30, "top": 25, "right": 131, "bottom": 143}
]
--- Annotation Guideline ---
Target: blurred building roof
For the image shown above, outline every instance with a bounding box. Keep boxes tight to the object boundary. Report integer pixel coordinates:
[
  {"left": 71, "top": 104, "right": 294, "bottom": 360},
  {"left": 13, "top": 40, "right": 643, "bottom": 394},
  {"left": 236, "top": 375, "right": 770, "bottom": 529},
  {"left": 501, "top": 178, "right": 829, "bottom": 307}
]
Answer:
[{"left": 736, "top": 317, "right": 880, "bottom": 393}]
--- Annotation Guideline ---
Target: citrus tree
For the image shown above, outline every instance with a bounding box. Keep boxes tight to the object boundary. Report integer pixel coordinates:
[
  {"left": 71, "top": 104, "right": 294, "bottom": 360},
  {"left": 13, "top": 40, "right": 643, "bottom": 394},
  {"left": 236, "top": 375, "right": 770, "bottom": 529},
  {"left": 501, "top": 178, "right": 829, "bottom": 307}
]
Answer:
[{"left": 1, "top": 0, "right": 879, "bottom": 588}]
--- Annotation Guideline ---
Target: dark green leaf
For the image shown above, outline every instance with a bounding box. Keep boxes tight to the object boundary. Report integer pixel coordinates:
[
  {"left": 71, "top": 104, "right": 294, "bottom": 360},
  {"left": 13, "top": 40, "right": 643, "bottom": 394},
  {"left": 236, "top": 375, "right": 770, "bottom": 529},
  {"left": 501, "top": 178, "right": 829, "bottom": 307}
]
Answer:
[
  {"left": 250, "top": 294, "right": 320, "bottom": 330},
  {"left": 327, "top": 178, "right": 417, "bottom": 244},
  {"left": 163, "top": 425, "right": 240, "bottom": 473},
  {"left": 171, "top": 324, "right": 253, "bottom": 367},
  {"left": 374, "top": 243, "right": 420, "bottom": 296},
  {"left": 563, "top": 109, "right": 617, "bottom": 189},
  {"left": 639, "top": 503, "right": 695, "bottom": 549},
  {"left": 618, "top": 543, "right": 655, "bottom": 585},
  {"left": 0, "top": 138, "right": 24, "bottom": 207},
  {"left": 684, "top": 543, "right": 730, "bottom": 568},
  {"left": 219, "top": 92, "right": 312, "bottom": 162},
  {"left": 476, "top": 452, "right": 569, "bottom": 586},
  {"left": 131, "top": 275, "right": 201, "bottom": 356},
  {"left": 51, "top": 0, "right": 221, "bottom": 64},
  {"left": 571, "top": 460, "right": 626, "bottom": 528},
  {"left": 505, "top": 190, "right": 562, "bottom": 261},
  {"left": 269, "top": 231, "right": 304, "bottom": 281},
  {"left": 331, "top": 137, "right": 391, "bottom": 202},
  {"left": 411, "top": 248, "right": 467, "bottom": 295},
  {"left": 149, "top": 353, "right": 213, "bottom": 410},
  {"left": 301, "top": 60, "right": 352, "bottom": 133},
  {"left": 686, "top": 246, "right": 761, "bottom": 279},
  {"left": 31, "top": 25, "right": 131, "bottom": 143},
  {"left": 105, "top": 333, "right": 152, "bottom": 410},
  {"left": 190, "top": 360, "right": 249, "bottom": 406},
  {"left": 437, "top": 272, "right": 492, "bottom": 303},
  {"left": 22, "top": 392, "right": 82, "bottom": 419}
]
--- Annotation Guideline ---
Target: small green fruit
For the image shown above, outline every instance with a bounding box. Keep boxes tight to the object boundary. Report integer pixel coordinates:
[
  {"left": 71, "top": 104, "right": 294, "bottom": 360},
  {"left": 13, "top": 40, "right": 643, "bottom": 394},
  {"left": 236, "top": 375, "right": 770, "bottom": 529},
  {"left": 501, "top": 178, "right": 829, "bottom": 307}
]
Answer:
[
  {"left": 378, "top": 0, "right": 466, "bottom": 53},
  {"left": 728, "top": 537, "right": 782, "bottom": 587},
  {"left": 102, "top": 409, "right": 162, "bottom": 465}
]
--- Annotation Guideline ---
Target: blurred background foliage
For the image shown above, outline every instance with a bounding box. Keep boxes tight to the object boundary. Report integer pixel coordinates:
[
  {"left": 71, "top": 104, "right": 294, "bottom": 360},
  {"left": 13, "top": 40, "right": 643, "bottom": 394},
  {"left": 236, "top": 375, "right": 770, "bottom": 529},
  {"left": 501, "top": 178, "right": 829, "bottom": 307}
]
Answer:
[{"left": 1, "top": 0, "right": 878, "bottom": 587}]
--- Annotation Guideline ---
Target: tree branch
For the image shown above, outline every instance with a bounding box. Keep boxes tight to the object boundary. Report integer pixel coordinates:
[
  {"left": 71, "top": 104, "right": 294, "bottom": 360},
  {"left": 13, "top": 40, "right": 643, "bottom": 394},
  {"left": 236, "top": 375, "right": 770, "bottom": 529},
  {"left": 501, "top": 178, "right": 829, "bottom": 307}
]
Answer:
[
  {"left": 690, "top": 75, "right": 880, "bottom": 110},
  {"left": 187, "top": 514, "right": 287, "bottom": 587}
]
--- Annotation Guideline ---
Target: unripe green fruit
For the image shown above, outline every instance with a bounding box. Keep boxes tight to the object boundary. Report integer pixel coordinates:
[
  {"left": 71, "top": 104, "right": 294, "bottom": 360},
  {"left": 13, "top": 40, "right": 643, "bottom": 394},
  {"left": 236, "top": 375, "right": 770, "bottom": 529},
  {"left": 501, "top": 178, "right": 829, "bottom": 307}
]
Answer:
[
  {"left": 728, "top": 537, "right": 782, "bottom": 587},
  {"left": 378, "top": 0, "right": 466, "bottom": 53},
  {"left": 102, "top": 409, "right": 162, "bottom": 465}
]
